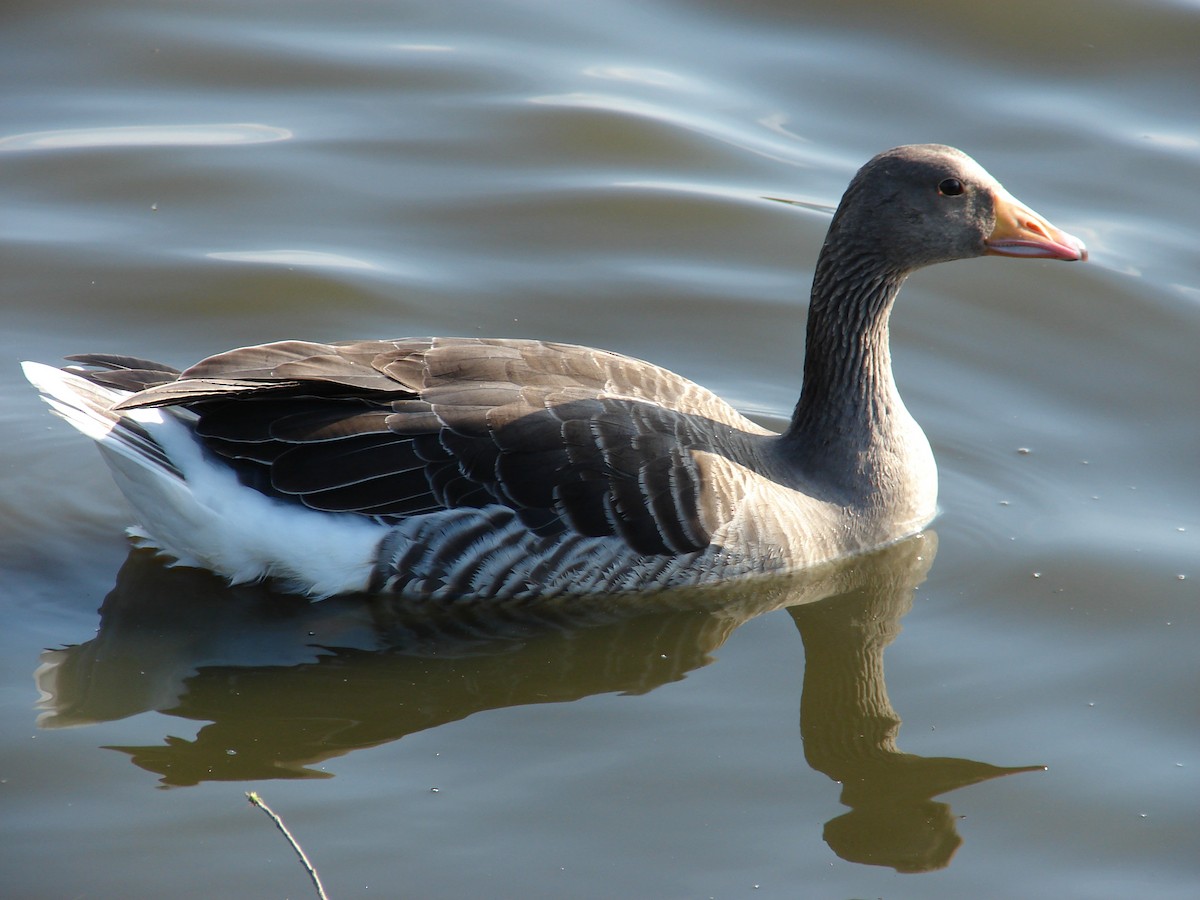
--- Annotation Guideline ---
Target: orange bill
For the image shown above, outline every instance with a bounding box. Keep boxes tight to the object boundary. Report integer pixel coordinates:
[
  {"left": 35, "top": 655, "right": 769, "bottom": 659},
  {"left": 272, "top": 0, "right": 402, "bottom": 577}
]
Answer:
[{"left": 985, "top": 186, "right": 1087, "bottom": 261}]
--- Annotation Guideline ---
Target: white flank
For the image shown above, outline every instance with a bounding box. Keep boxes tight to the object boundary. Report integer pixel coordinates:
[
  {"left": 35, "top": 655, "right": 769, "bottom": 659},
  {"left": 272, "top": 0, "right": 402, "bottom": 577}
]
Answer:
[{"left": 21, "top": 361, "right": 388, "bottom": 598}]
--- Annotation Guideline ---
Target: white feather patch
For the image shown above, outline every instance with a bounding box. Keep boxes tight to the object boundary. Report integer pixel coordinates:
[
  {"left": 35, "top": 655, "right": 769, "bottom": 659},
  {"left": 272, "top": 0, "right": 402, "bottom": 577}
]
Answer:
[{"left": 22, "top": 361, "right": 388, "bottom": 597}]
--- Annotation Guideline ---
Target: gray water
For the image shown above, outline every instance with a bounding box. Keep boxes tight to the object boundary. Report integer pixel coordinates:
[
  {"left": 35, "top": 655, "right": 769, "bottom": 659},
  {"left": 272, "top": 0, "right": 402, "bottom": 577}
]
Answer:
[{"left": 2, "top": 1, "right": 1197, "bottom": 897}]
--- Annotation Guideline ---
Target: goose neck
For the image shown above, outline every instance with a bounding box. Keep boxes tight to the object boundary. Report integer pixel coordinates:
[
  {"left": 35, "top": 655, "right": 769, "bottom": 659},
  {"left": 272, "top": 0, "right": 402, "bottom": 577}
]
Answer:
[{"left": 788, "top": 249, "right": 909, "bottom": 443}]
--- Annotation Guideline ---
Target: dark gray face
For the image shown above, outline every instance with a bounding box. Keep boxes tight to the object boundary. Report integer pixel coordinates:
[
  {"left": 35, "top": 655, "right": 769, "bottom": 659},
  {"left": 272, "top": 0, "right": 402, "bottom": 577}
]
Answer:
[
  {"left": 826, "top": 143, "right": 1086, "bottom": 273},
  {"left": 828, "top": 144, "right": 1000, "bottom": 272}
]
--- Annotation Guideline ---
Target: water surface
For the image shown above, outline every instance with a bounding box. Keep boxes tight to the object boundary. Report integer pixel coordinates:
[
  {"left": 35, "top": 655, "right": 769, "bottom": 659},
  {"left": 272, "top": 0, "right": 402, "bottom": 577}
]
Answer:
[{"left": 2, "top": 1, "right": 1197, "bottom": 897}]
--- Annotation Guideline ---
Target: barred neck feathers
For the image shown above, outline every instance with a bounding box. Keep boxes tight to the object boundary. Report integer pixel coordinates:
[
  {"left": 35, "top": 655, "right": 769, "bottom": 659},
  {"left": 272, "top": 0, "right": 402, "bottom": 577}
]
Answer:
[{"left": 788, "top": 246, "right": 909, "bottom": 444}]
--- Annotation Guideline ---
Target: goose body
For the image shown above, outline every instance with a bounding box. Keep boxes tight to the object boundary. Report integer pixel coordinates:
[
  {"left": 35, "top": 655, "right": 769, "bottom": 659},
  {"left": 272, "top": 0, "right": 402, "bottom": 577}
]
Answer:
[{"left": 23, "top": 145, "right": 1085, "bottom": 600}]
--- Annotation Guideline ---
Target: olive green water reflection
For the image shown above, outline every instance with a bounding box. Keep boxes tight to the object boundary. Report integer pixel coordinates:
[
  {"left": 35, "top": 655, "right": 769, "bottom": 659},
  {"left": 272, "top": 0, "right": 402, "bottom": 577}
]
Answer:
[{"left": 40, "top": 532, "right": 1038, "bottom": 872}]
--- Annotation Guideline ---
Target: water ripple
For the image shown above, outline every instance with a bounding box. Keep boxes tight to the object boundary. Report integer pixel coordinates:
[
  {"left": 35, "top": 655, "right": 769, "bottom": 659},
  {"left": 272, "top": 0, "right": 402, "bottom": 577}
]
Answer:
[
  {"left": 0, "top": 123, "right": 292, "bottom": 152},
  {"left": 529, "top": 91, "right": 807, "bottom": 166},
  {"left": 206, "top": 249, "right": 382, "bottom": 272}
]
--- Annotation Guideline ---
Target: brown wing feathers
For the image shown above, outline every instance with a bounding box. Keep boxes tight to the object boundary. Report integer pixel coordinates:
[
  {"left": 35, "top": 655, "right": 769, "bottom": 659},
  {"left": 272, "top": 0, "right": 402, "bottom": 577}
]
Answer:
[{"left": 68, "top": 339, "right": 722, "bottom": 556}]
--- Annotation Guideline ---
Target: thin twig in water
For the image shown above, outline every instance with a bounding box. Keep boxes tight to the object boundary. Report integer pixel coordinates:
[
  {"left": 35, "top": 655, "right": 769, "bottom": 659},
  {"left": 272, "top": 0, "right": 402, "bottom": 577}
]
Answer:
[{"left": 245, "top": 791, "right": 330, "bottom": 900}]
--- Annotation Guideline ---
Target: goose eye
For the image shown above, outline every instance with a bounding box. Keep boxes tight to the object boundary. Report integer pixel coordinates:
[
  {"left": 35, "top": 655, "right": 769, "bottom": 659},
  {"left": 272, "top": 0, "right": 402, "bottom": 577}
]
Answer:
[{"left": 938, "top": 177, "right": 964, "bottom": 196}]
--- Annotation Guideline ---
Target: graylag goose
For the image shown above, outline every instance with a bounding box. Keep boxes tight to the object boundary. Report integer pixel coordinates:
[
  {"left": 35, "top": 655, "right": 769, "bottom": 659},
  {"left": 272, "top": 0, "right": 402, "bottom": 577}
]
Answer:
[{"left": 23, "top": 145, "right": 1086, "bottom": 600}]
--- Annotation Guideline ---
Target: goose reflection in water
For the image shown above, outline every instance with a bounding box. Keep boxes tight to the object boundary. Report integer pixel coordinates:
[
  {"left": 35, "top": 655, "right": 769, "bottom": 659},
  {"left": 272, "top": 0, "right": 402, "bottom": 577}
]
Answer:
[{"left": 36, "top": 530, "right": 1038, "bottom": 873}]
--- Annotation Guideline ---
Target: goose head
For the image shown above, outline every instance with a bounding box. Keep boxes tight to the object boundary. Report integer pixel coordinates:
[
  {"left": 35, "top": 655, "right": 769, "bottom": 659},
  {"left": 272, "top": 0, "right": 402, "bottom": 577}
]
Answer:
[{"left": 822, "top": 144, "right": 1087, "bottom": 276}]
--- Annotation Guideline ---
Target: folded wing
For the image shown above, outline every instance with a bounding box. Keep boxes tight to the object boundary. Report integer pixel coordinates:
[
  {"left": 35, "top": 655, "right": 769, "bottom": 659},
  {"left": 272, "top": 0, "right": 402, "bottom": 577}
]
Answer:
[{"left": 70, "top": 338, "right": 769, "bottom": 557}]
